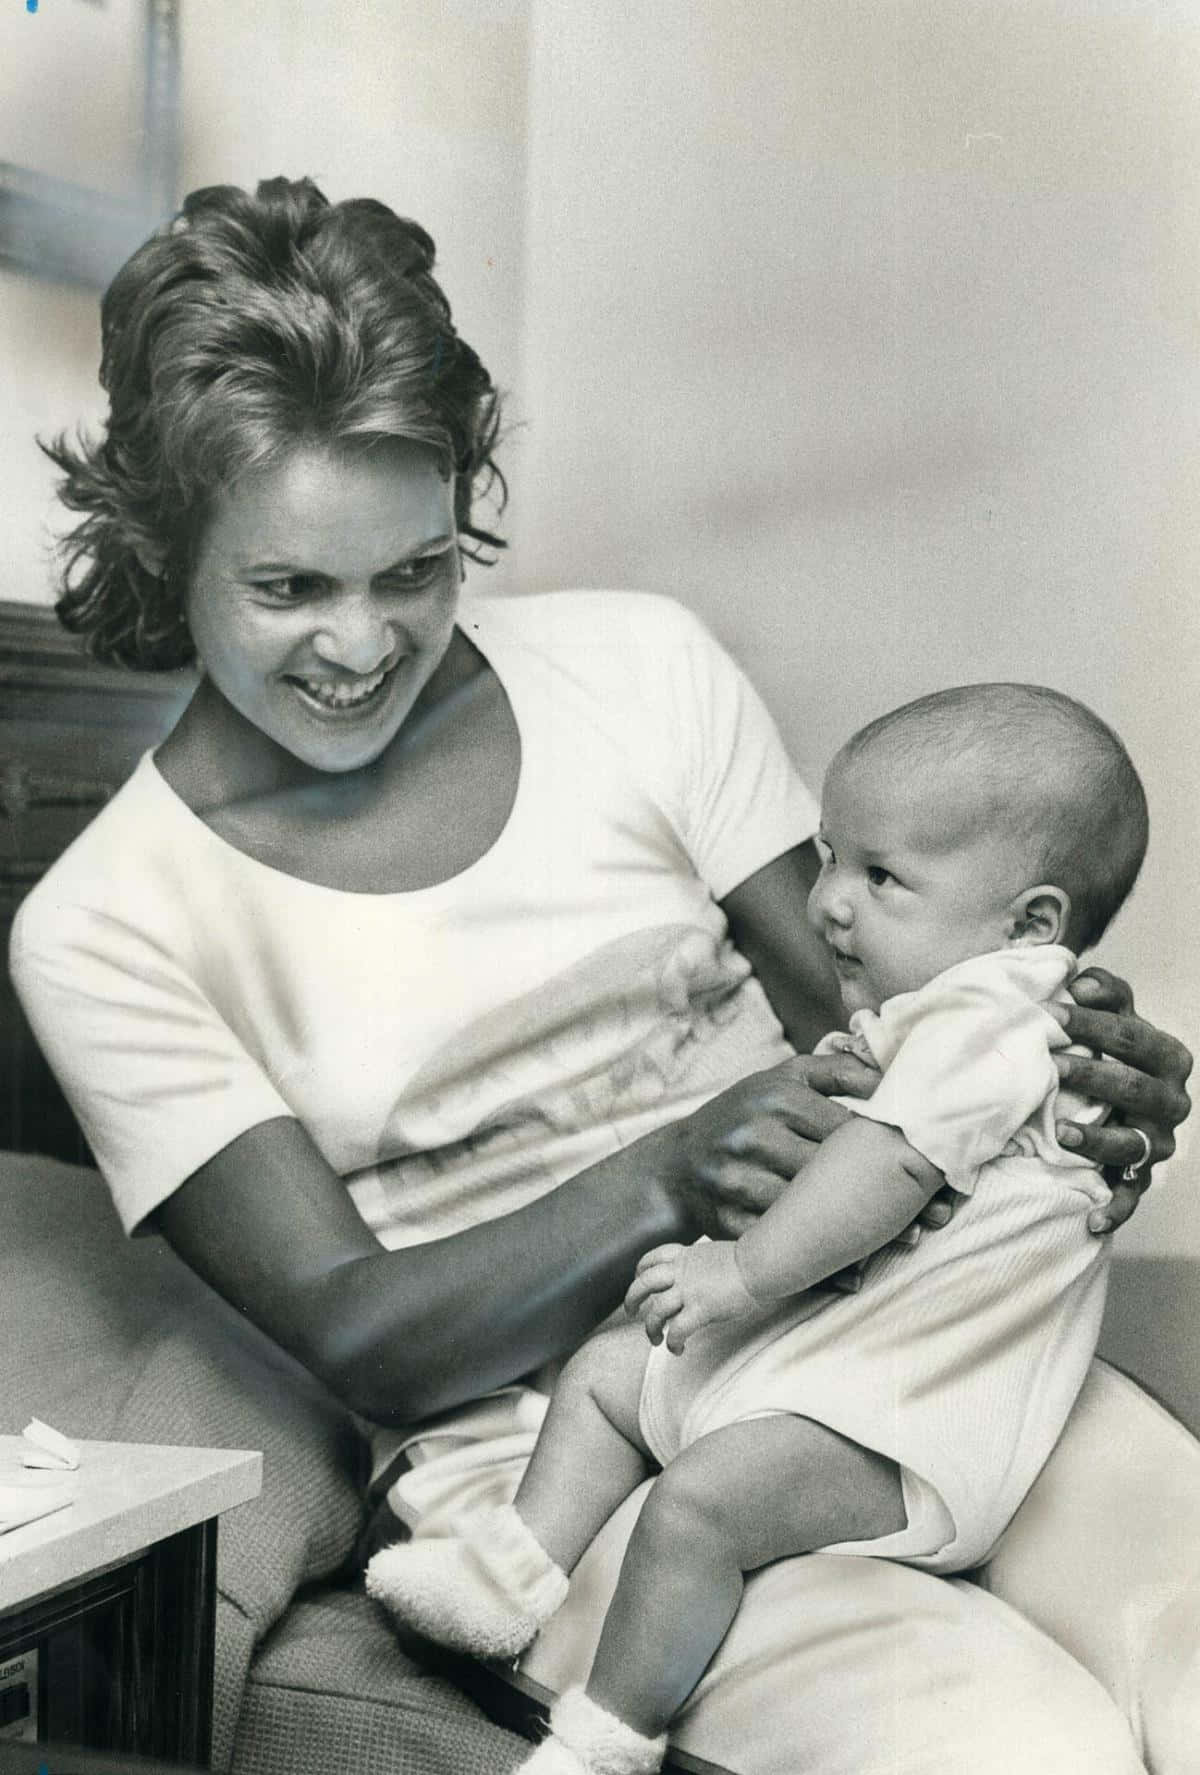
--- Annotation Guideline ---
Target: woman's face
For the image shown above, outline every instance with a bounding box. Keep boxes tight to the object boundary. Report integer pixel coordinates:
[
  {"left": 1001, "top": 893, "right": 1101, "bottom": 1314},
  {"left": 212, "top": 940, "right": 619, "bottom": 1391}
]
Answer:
[{"left": 185, "top": 439, "right": 462, "bottom": 773}]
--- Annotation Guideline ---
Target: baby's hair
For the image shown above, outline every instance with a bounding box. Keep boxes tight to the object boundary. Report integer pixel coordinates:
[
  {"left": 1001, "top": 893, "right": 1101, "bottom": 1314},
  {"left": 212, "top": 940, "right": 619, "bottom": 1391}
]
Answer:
[
  {"left": 837, "top": 683, "right": 1148, "bottom": 952},
  {"left": 40, "top": 176, "right": 505, "bottom": 669}
]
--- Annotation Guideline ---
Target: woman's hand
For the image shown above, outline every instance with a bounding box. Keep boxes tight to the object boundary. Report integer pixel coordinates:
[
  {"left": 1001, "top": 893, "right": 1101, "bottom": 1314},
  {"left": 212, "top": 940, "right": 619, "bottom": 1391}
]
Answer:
[
  {"left": 642, "top": 1051, "right": 878, "bottom": 1240},
  {"left": 1050, "top": 968, "right": 1192, "bottom": 1233}
]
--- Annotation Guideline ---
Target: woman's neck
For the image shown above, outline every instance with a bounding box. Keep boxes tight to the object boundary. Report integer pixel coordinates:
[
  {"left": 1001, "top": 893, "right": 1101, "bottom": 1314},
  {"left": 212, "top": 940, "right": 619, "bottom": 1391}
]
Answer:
[{"left": 156, "top": 626, "right": 483, "bottom": 821}]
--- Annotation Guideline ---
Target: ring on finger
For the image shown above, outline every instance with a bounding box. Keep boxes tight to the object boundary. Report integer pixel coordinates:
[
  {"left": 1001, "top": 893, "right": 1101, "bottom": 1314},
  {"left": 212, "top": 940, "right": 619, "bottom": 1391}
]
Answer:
[{"left": 1120, "top": 1125, "right": 1153, "bottom": 1184}]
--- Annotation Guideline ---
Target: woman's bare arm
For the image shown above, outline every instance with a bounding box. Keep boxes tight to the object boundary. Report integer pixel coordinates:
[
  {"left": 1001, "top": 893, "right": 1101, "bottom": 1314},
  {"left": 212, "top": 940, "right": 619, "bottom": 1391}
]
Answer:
[
  {"left": 155, "top": 1117, "right": 682, "bottom": 1424},
  {"left": 153, "top": 1050, "right": 872, "bottom": 1425},
  {"left": 720, "top": 841, "right": 843, "bottom": 1053}
]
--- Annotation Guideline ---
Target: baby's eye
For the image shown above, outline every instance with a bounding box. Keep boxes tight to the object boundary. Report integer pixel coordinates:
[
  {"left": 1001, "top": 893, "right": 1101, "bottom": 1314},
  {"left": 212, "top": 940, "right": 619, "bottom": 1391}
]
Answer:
[
  {"left": 866, "top": 865, "right": 896, "bottom": 888},
  {"left": 814, "top": 836, "right": 835, "bottom": 865}
]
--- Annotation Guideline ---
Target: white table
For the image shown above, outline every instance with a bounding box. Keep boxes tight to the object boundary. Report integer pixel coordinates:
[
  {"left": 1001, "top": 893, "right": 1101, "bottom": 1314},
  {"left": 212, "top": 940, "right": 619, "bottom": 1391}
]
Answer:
[{"left": 0, "top": 1438, "right": 261, "bottom": 1766}]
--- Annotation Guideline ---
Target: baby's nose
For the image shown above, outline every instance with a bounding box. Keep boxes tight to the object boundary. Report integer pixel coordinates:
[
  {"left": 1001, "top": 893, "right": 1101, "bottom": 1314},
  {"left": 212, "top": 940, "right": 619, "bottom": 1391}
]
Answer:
[{"left": 807, "top": 869, "right": 853, "bottom": 931}]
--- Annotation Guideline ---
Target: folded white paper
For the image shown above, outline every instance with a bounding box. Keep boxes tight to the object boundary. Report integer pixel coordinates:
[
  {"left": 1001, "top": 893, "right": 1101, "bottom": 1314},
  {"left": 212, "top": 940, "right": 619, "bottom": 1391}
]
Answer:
[{"left": 20, "top": 1418, "right": 80, "bottom": 1471}]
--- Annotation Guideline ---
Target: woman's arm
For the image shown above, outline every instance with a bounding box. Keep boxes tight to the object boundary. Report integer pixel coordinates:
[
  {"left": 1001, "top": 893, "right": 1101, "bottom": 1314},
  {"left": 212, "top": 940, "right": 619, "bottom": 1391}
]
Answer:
[
  {"left": 720, "top": 840, "right": 843, "bottom": 1053},
  {"left": 153, "top": 1048, "right": 874, "bottom": 1425}
]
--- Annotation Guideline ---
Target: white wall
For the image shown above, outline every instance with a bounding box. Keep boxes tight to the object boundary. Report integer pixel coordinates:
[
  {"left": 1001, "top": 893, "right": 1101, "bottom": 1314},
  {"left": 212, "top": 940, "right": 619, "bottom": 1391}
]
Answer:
[
  {"left": 514, "top": 0, "right": 1200, "bottom": 1256},
  {"left": 2, "top": 0, "right": 531, "bottom": 604}
]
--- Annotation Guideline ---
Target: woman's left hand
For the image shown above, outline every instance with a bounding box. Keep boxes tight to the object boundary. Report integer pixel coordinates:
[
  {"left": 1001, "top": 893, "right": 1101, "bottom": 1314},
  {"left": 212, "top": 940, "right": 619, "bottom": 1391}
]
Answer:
[{"left": 1051, "top": 968, "right": 1193, "bottom": 1232}]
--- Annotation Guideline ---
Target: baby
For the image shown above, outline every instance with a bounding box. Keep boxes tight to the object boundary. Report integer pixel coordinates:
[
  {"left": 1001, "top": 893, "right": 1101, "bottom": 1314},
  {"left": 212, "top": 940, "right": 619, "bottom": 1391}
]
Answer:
[{"left": 368, "top": 682, "right": 1150, "bottom": 1775}]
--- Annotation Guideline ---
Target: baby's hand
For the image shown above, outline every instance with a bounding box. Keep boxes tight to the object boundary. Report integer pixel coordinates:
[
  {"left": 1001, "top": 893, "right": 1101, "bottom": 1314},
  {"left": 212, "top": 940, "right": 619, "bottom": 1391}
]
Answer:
[{"left": 624, "top": 1239, "right": 760, "bottom": 1354}]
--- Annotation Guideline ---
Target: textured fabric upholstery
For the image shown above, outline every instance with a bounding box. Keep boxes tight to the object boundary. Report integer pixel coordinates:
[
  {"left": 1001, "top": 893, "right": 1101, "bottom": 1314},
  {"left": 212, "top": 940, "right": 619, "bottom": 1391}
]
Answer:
[
  {"left": 5, "top": 1151, "right": 1200, "bottom": 1775},
  {"left": 232, "top": 1587, "right": 526, "bottom": 1775},
  {"left": 0, "top": 1154, "right": 367, "bottom": 1769}
]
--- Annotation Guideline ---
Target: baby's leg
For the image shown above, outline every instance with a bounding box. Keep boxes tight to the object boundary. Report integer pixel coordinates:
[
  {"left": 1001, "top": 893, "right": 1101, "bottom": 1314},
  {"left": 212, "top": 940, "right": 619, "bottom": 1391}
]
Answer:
[
  {"left": 516, "top": 1318, "right": 654, "bottom": 1571},
  {"left": 367, "top": 1320, "right": 653, "bottom": 1658},
  {"left": 587, "top": 1414, "right": 906, "bottom": 1739}
]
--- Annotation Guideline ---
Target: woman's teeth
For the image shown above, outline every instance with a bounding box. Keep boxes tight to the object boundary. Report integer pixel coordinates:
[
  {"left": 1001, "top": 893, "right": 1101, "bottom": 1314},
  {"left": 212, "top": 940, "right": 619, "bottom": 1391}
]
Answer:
[{"left": 293, "top": 665, "right": 390, "bottom": 710}]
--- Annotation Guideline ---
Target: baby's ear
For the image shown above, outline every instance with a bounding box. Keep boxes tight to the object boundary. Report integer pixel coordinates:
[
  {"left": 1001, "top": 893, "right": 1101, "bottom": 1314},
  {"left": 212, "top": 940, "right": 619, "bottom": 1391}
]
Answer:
[{"left": 1007, "top": 886, "right": 1070, "bottom": 947}]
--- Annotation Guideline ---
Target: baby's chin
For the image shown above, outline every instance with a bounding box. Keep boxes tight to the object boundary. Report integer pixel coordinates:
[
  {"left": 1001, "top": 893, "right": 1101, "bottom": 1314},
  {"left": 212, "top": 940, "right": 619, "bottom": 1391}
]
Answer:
[{"left": 833, "top": 960, "right": 882, "bottom": 1018}]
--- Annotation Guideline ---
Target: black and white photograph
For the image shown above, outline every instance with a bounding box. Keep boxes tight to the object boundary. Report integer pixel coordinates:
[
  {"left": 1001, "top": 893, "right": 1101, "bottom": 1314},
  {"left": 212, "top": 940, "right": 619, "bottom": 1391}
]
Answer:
[{"left": 1, "top": 6, "right": 1197, "bottom": 1773}]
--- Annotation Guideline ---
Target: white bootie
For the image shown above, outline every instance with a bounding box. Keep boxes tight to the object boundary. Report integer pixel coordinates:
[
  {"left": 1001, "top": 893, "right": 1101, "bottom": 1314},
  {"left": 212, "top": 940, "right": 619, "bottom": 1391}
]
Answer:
[
  {"left": 365, "top": 1504, "right": 568, "bottom": 1659},
  {"left": 516, "top": 1688, "right": 668, "bottom": 1775}
]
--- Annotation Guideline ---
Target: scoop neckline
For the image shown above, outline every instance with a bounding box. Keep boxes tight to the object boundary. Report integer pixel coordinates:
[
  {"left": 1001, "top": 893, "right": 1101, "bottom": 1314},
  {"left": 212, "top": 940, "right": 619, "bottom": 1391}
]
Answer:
[{"left": 145, "top": 599, "right": 526, "bottom": 902}]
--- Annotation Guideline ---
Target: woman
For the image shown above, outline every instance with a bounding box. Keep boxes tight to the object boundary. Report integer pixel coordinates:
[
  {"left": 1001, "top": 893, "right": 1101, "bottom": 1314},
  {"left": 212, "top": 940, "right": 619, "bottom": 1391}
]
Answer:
[{"left": 12, "top": 178, "right": 1190, "bottom": 1773}]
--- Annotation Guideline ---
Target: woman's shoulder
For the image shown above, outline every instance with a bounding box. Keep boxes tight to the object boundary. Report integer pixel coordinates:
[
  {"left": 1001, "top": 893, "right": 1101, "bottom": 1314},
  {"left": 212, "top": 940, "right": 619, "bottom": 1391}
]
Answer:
[
  {"left": 10, "top": 754, "right": 196, "bottom": 961},
  {"left": 466, "top": 588, "right": 712, "bottom": 653}
]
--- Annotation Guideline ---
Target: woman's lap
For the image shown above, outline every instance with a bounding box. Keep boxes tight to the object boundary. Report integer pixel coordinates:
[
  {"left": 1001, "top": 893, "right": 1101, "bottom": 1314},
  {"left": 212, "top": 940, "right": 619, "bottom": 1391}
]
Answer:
[{"left": 517, "top": 1480, "right": 1143, "bottom": 1775}]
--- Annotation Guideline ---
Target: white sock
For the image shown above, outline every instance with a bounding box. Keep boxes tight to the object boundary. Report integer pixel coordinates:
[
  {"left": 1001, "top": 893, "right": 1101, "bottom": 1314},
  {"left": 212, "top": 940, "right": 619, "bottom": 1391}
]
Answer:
[
  {"left": 515, "top": 1687, "right": 668, "bottom": 1775},
  {"left": 365, "top": 1503, "right": 568, "bottom": 1659}
]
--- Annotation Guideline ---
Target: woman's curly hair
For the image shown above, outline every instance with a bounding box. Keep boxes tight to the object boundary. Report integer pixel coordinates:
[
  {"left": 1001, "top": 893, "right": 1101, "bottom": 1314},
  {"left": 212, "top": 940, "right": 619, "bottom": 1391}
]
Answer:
[{"left": 41, "top": 176, "right": 506, "bottom": 669}]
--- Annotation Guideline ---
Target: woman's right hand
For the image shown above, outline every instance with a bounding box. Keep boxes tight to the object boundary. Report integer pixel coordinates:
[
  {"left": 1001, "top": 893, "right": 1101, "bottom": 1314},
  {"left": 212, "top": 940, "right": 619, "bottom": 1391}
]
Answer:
[{"left": 644, "top": 1051, "right": 880, "bottom": 1239}]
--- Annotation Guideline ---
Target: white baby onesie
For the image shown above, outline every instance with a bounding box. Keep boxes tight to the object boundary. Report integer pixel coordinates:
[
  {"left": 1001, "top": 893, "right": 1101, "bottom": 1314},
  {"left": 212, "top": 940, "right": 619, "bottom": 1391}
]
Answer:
[{"left": 638, "top": 945, "right": 1112, "bottom": 1573}]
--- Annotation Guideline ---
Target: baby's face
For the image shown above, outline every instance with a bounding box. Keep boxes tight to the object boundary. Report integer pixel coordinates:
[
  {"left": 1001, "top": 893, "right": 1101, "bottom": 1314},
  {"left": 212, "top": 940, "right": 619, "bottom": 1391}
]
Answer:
[{"left": 807, "top": 751, "right": 1027, "bottom": 1017}]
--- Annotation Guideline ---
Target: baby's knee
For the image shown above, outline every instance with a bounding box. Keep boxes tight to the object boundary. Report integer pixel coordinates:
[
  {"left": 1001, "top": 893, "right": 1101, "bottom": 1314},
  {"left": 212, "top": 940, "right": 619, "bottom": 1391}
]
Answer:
[
  {"left": 552, "top": 1321, "right": 649, "bottom": 1428},
  {"left": 636, "top": 1454, "right": 738, "bottom": 1556},
  {"left": 557, "top": 1325, "right": 626, "bottom": 1398}
]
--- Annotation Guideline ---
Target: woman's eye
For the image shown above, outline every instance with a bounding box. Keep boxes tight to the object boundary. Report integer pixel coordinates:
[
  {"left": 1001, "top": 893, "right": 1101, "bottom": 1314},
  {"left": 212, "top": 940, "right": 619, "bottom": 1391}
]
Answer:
[
  {"left": 867, "top": 865, "right": 895, "bottom": 888},
  {"left": 255, "top": 575, "right": 318, "bottom": 602},
  {"left": 381, "top": 554, "right": 447, "bottom": 590}
]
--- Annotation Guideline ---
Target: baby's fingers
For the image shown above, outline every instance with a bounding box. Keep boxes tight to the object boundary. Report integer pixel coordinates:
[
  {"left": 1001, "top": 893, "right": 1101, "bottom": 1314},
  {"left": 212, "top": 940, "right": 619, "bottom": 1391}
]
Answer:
[
  {"left": 640, "top": 1289, "right": 684, "bottom": 1346},
  {"left": 664, "top": 1302, "right": 712, "bottom": 1354},
  {"left": 637, "top": 1243, "right": 685, "bottom": 1274},
  {"left": 625, "top": 1260, "right": 680, "bottom": 1317}
]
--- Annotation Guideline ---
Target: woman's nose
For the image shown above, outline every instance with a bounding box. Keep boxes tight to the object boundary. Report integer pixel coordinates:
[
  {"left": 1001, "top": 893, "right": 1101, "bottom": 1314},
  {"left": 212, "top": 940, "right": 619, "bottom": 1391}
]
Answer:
[{"left": 311, "top": 592, "right": 395, "bottom": 674}]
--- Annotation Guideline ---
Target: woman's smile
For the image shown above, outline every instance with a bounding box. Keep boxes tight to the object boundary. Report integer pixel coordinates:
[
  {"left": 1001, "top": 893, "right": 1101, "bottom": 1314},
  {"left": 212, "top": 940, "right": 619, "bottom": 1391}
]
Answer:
[{"left": 286, "top": 659, "right": 401, "bottom": 716}]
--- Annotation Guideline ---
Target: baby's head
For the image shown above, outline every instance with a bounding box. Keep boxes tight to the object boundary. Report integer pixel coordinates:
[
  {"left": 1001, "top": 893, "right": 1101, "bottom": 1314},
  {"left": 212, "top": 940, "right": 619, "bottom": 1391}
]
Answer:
[{"left": 808, "top": 683, "right": 1148, "bottom": 1016}]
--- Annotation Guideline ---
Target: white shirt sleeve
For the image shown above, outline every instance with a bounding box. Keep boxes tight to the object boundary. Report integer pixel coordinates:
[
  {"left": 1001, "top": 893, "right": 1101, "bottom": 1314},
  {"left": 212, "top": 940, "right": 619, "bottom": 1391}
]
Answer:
[
  {"left": 660, "top": 603, "right": 820, "bottom": 899},
  {"left": 10, "top": 901, "right": 295, "bottom": 1234},
  {"left": 846, "top": 951, "right": 1075, "bottom": 1195}
]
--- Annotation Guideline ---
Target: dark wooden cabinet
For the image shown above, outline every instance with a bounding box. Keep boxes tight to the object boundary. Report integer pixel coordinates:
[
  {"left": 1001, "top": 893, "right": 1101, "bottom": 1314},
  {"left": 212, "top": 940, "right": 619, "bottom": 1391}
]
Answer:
[
  {"left": 0, "top": 1524, "right": 215, "bottom": 1765},
  {"left": 0, "top": 1442, "right": 260, "bottom": 1773},
  {"left": 0, "top": 598, "right": 192, "bottom": 1159}
]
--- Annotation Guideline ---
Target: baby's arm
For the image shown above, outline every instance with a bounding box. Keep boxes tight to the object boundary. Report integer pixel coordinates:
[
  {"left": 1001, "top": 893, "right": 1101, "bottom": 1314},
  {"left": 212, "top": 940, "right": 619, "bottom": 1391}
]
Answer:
[{"left": 628, "top": 1116, "right": 944, "bottom": 1351}]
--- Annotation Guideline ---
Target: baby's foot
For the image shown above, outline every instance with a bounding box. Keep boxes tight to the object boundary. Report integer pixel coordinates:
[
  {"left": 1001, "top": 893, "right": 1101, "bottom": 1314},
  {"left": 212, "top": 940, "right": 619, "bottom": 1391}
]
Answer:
[
  {"left": 366, "top": 1503, "right": 567, "bottom": 1660},
  {"left": 515, "top": 1688, "right": 667, "bottom": 1774}
]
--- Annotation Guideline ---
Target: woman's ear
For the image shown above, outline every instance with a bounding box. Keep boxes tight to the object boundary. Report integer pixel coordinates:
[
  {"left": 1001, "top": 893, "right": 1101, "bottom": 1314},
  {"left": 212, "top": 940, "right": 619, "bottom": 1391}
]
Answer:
[
  {"left": 132, "top": 537, "right": 167, "bottom": 578},
  {"left": 1006, "top": 885, "right": 1071, "bottom": 947}
]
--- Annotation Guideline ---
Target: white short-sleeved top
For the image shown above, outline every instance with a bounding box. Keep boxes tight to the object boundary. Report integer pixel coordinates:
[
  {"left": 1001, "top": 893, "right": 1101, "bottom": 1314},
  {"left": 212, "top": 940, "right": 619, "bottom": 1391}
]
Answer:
[{"left": 10, "top": 591, "right": 819, "bottom": 1241}]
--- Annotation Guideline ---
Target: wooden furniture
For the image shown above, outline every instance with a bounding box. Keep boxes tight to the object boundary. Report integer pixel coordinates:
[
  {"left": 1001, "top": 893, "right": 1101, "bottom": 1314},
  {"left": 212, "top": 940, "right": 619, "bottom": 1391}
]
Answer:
[
  {"left": 0, "top": 598, "right": 192, "bottom": 1159},
  {"left": 0, "top": 1438, "right": 261, "bottom": 1766}
]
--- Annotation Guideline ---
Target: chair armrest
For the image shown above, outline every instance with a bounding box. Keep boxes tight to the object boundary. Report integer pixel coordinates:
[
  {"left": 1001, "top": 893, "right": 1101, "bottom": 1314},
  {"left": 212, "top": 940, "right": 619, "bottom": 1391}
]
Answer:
[
  {"left": 977, "top": 1360, "right": 1200, "bottom": 1773},
  {"left": 1137, "top": 1565, "right": 1200, "bottom": 1775}
]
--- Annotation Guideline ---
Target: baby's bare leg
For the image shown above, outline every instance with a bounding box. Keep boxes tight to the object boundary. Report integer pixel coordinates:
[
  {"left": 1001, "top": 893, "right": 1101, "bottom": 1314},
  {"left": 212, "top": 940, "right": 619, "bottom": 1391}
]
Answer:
[
  {"left": 367, "top": 1321, "right": 654, "bottom": 1659},
  {"left": 516, "top": 1318, "right": 655, "bottom": 1573},
  {"left": 587, "top": 1414, "right": 906, "bottom": 1738}
]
